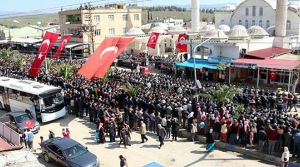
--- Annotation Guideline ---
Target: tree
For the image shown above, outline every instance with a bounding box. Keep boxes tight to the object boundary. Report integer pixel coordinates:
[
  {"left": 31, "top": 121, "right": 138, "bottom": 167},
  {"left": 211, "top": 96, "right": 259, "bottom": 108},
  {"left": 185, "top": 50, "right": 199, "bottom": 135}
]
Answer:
[
  {"left": 196, "top": 84, "right": 241, "bottom": 105},
  {"left": 0, "top": 48, "right": 14, "bottom": 61},
  {"left": 45, "top": 59, "right": 56, "bottom": 74},
  {"left": 126, "top": 82, "right": 139, "bottom": 97},
  {"left": 56, "top": 63, "right": 77, "bottom": 80},
  {"left": 16, "top": 55, "right": 25, "bottom": 72},
  {"left": 102, "top": 69, "right": 111, "bottom": 83}
]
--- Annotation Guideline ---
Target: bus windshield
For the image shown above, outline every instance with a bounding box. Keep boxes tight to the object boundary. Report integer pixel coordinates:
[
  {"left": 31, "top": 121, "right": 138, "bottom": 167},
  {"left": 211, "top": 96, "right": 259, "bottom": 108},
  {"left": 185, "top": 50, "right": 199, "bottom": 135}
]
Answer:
[
  {"left": 40, "top": 92, "right": 64, "bottom": 113},
  {"left": 42, "top": 92, "right": 64, "bottom": 107}
]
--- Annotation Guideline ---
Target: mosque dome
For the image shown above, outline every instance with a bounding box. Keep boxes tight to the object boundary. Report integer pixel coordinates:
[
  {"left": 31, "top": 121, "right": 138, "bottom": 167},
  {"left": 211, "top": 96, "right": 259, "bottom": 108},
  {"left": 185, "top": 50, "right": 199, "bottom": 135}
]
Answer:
[
  {"left": 248, "top": 26, "right": 269, "bottom": 37},
  {"left": 148, "top": 26, "right": 167, "bottom": 34},
  {"left": 200, "top": 25, "right": 216, "bottom": 32},
  {"left": 228, "top": 25, "right": 249, "bottom": 39},
  {"left": 218, "top": 24, "right": 231, "bottom": 33},
  {"left": 125, "top": 27, "right": 145, "bottom": 36},
  {"left": 168, "top": 25, "right": 187, "bottom": 33},
  {"left": 204, "top": 29, "right": 228, "bottom": 39}
]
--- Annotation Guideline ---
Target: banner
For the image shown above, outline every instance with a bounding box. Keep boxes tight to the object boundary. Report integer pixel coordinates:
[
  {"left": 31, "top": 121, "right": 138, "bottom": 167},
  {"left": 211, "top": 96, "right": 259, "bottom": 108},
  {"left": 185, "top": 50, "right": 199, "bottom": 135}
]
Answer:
[
  {"left": 94, "top": 37, "right": 135, "bottom": 78},
  {"left": 52, "top": 35, "right": 72, "bottom": 58},
  {"left": 78, "top": 37, "right": 120, "bottom": 80},
  {"left": 176, "top": 33, "right": 188, "bottom": 52},
  {"left": 147, "top": 32, "right": 160, "bottom": 49},
  {"left": 29, "top": 31, "right": 59, "bottom": 77}
]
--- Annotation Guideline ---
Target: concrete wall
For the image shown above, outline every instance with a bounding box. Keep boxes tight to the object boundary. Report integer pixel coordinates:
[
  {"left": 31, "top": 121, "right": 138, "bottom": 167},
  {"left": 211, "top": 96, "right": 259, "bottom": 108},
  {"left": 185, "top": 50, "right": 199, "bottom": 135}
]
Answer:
[{"left": 214, "top": 11, "right": 233, "bottom": 27}]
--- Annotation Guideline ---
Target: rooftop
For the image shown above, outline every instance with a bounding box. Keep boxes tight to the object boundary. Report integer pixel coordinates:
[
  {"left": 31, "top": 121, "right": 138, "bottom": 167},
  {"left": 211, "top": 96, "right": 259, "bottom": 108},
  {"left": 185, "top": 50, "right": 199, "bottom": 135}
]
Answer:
[
  {"left": 246, "top": 47, "right": 292, "bottom": 59},
  {"left": 234, "top": 58, "right": 300, "bottom": 70}
]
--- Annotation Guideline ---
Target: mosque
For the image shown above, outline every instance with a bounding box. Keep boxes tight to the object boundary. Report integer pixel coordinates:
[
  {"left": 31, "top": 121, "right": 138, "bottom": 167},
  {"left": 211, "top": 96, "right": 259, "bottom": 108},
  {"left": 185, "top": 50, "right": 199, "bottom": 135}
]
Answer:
[{"left": 124, "top": 0, "right": 300, "bottom": 91}]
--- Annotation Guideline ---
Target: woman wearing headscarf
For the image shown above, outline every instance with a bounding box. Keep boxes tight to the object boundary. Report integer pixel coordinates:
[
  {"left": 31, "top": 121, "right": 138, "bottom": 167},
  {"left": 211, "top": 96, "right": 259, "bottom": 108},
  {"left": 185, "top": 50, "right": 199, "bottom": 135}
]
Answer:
[{"left": 206, "top": 128, "right": 215, "bottom": 152}]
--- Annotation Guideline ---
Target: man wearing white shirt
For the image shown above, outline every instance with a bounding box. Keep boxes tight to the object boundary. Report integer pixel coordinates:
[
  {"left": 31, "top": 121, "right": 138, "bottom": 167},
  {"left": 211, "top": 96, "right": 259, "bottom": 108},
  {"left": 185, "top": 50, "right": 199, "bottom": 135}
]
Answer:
[{"left": 161, "top": 116, "right": 167, "bottom": 129}]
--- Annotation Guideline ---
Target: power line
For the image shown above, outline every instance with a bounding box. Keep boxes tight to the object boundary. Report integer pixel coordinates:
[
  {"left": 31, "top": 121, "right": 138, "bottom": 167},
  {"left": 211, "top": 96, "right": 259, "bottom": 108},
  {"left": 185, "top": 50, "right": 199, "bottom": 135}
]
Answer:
[{"left": 0, "top": 0, "right": 151, "bottom": 18}]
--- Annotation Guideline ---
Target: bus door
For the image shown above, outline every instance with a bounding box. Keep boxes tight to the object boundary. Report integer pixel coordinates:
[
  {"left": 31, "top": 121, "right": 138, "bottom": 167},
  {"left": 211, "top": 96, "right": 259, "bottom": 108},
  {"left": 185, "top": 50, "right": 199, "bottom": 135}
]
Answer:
[{"left": 2, "top": 88, "right": 10, "bottom": 111}]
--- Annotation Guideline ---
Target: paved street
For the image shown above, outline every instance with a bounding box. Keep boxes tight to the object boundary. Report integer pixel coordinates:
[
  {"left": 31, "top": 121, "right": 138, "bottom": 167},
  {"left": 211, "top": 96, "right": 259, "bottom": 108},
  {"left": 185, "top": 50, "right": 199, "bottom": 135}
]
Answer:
[{"left": 24, "top": 114, "right": 276, "bottom": 167}]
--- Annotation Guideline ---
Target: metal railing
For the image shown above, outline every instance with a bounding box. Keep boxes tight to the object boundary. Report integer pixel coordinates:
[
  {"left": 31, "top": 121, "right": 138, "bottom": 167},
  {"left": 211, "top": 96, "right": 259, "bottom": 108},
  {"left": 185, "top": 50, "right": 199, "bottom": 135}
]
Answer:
[{"left": 0, "top": 122, "right": 20, "bottom": 146}]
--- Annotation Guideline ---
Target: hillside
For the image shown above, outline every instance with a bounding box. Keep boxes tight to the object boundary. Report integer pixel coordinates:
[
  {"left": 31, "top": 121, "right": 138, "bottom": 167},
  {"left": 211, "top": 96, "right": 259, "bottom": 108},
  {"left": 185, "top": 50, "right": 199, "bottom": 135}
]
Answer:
[
  {"left": 0, "top": 11, "right": 214, "bottom": 28},
  {"left": 0, "top": 13, "right": 59, "bottom": 28}
]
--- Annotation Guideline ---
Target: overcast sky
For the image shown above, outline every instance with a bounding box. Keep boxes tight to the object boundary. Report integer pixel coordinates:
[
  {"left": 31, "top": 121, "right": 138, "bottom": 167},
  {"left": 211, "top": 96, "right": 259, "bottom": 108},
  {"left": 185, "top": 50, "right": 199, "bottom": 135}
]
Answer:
[{"left": 0, "top": 0, "right": 240, "bottom": 12}]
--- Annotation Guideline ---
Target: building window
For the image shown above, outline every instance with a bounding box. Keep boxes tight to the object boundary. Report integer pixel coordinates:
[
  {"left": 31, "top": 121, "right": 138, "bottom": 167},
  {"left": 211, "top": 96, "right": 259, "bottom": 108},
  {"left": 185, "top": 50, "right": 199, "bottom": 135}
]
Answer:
[
  {"left": 122, "top": 14, "right": 128, "bottom": 21},
  {"left": 259, "top": 7, "right": 263, "bottom": 16},
  {"left": 123, "top": 27, "right": 129, "bottom": 34},
  {"left": 239, "top": 20, "right": 243, "bottom": 25},
  {"left": 109, "top": 28, "right": 115, "bottom": 35},
  {"left": 287, "top": 20, "right": 291, "bottom": 30},
  {"left": 221, "top": 20, "right": 225, "bottom": 24},
  {"left": 246, "top": 8, "right": 249, "bottom": 16},
  {"left": 108, "top": 15, "right": 114, "bottom": 21},
  {"left": 252, "top": 6, "right": 256, "bottom": 16},
  {"left": 245, "top": 20, "right": 249, "bottom": 28},
  {"left": 259, "top": 20, "right": 263, "bottom": 27},
  {"left": 266, "top": 20, "right": 270, "bottom": 28},
  {"left": 252, "top": 20, "right": 256, "bottom": 26},
  {"left": 95, "top": 29, "right": 101, "bottom": 36},
  {"left": 93, "top": 15, "right": 100, "bottom": 22},
  {"left": 134, "top": 14, "right": 140, "bottom": 21}
]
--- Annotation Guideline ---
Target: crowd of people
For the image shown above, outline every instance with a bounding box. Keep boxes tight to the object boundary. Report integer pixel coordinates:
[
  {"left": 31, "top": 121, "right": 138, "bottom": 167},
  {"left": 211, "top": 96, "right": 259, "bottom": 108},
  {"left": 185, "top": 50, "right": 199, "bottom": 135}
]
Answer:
[{"left": 1, "top": 53, "right": 300, "bottom": 165}]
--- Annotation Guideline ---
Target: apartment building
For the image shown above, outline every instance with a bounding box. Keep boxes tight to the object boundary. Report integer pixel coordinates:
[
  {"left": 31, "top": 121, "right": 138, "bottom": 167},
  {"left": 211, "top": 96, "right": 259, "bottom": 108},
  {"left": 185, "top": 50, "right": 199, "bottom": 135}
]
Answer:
[{"left": 59, "top": 4, "right": 142, "bottom": 52}]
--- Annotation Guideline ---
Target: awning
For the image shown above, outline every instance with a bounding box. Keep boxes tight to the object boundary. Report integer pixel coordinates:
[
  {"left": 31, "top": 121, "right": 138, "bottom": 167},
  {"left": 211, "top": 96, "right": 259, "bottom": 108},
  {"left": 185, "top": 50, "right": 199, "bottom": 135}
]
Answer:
[
  {"left": 246, "top": 47, "right": 291, "bottom": 59},
  {"left": 233, "top": 58, "right": 300, "bottom": 70},
  {"left": 176, "top": 58, "right": 218, "bottom": 70}
]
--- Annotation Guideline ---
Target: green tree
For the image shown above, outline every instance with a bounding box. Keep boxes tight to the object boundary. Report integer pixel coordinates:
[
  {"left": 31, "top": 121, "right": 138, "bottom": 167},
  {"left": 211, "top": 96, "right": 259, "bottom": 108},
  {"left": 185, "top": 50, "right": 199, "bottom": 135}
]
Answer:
[
  {"left": 56, "top": 63, "right": 77, "bottom": 80},
  {"left": 126, "top": 82, "right": 139, "bottom": 97},
  {"left": 16, "top": 55, "right": 25, "bottom": 71},
  {"left": 197, "top": 84, "right": 240, "bottom": 105},
  {"left": 45, "top": 59, "right": 56, "bottom": 74},
  {"left": 0, "top": 48, "right": 14, "bottom": 61}
]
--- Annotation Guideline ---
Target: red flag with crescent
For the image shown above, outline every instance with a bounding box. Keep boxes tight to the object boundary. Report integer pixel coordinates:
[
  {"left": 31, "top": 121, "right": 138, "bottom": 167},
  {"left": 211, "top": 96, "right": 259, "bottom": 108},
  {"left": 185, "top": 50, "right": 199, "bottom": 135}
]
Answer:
[
  {"left": 147, "top": 32, "right": 160, "bottom": 49},
  {"left": 93, "top": 37, "right": 135, "bottom": 79},
  {"left": 176, "top": 33, "right": 188, "bottom": 52},
  {"left": 78, "top": 37, "right": 120, "bottom": 80},
  {"left": 29, "top": 31, "right": 59, "bottom": 77},
  {"left": 52, "top": 35, "right": 72, "bottom": 58}
]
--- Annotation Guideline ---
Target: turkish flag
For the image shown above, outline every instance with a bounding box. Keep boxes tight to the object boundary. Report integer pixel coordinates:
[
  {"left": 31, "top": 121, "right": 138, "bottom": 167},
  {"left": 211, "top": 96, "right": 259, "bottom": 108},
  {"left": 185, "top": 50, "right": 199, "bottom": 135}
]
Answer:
[
  {"left": 270, "top": 71, "right": 277, "bottom": 81},
  {"left": 176, "top": 33, "right": 188, "bottom": 52},
  {"left": 29, "top": 31, "right": 59, "bottom": 77},
  {"left": 94, "top": 37, "right": 135, "bottom": 79},
  {"left": 147, "top": 32, "right": 160, "bottom": 49},
  {"left": 78, "top": 37, "right": 120, "bottom": 80},
  {"left": 52, "top": 35, "right": 72, "bottom": 58}
]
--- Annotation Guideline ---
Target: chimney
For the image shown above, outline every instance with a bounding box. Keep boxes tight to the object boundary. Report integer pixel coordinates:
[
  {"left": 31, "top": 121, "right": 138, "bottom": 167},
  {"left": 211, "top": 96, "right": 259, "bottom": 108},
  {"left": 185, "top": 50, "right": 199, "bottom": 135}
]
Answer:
[
  {"left": 191, "top": 0, "right": 200, "bottom": 32},
  {"left": 275, "top": 0, "right": 288, "bottom": 37}
]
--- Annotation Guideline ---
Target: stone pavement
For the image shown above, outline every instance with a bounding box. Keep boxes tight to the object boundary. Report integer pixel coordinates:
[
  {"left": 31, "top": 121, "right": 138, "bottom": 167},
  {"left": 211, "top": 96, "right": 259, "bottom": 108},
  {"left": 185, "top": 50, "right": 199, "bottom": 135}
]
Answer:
[{"left": 27, "top": 115, "right": 277, "bottom": 167}]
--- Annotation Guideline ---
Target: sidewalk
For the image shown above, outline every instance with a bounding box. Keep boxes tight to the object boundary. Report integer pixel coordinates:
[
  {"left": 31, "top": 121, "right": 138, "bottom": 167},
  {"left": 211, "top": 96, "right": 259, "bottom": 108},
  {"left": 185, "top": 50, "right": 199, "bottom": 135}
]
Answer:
[{"left": 197, "top": 135, "right": 300, "bottom": 167}]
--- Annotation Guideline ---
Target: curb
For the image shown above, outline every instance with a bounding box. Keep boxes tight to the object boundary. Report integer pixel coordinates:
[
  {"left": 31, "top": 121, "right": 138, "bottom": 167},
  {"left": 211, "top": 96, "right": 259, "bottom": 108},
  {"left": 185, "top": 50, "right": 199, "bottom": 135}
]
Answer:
[{"left": 198, "top": 135, "right": 300, "bottom": 167}]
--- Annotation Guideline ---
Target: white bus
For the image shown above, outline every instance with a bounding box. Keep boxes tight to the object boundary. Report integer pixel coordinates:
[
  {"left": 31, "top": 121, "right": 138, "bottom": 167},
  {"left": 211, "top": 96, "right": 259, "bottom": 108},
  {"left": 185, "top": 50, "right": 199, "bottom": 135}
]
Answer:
[{"left": 0, "top": 77, "right": 66, "bottom": 123}]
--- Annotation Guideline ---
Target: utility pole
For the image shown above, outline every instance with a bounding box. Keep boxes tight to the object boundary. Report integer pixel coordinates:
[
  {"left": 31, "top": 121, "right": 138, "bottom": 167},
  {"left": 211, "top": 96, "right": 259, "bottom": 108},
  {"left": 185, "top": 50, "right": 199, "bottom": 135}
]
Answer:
[{"left": 88, "top": 2, "right": 95, "bottom": 53}]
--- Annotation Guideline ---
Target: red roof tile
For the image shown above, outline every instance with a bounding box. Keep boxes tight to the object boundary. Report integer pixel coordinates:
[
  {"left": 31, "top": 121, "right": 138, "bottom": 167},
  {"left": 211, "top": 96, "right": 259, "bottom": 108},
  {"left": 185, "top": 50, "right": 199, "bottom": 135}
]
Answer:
[
  {"left": 234, "top": 58, "right": 300, "bottom": 70},
  {"left": 246, "top": 47, "right": 292, "bottom": 59}
]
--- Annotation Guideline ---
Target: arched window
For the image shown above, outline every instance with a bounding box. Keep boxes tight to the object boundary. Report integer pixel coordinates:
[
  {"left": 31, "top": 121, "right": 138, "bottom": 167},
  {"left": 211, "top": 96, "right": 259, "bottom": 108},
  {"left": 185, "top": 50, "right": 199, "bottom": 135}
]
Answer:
[
  {"left": 239, "top": 20, "right": 243, "bottom": 25},
  {"left": 221, "top": 20, "right": 225, "bottom": 24},
  {"left": 287, "top": 20, "right": 291, "bottom": 30},
  {"left": 246, "top": 8, "right": 249, "bottom": 16},
  {"left": 266, "top": 20, "right": 270, "bottom": 28},
  {"left": 259, "top": 7, "right": 263, "bottom": 16},
  {"left": 252, "top": 6, "right": 256, "bottom": 16},
  {"left": 252, "top": 20, "right": 256, "bottom": 26},
  {"left": 245, "top": 20, "right": 249, "bottom": 28},
  {"left": 259, "top": 20, "right": 263, "bottom": 27}
]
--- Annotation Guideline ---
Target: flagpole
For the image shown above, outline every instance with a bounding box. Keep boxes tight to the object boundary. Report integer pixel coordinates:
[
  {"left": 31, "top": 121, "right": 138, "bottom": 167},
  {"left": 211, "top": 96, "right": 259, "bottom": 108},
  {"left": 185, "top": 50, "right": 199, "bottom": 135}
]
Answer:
[{"left": 45, "top": 58, "right": 48, "bottom": 74}]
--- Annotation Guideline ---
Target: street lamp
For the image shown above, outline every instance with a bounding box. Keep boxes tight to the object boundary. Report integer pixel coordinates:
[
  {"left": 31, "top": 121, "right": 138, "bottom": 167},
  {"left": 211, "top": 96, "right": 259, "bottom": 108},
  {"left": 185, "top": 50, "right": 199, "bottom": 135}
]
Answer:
[{"left": 192, "top": 37, "right": 213, "bottom": 87}]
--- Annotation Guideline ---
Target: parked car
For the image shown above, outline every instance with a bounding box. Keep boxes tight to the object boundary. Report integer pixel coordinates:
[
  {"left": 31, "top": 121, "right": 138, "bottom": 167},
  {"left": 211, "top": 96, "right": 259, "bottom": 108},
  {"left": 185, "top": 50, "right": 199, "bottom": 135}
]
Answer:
[
  {"left": 1, "top": 111, "right": 40, "bottom": 133},
  {"left": 41, "top": 137, "right": 99, "bottom": 167}
]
